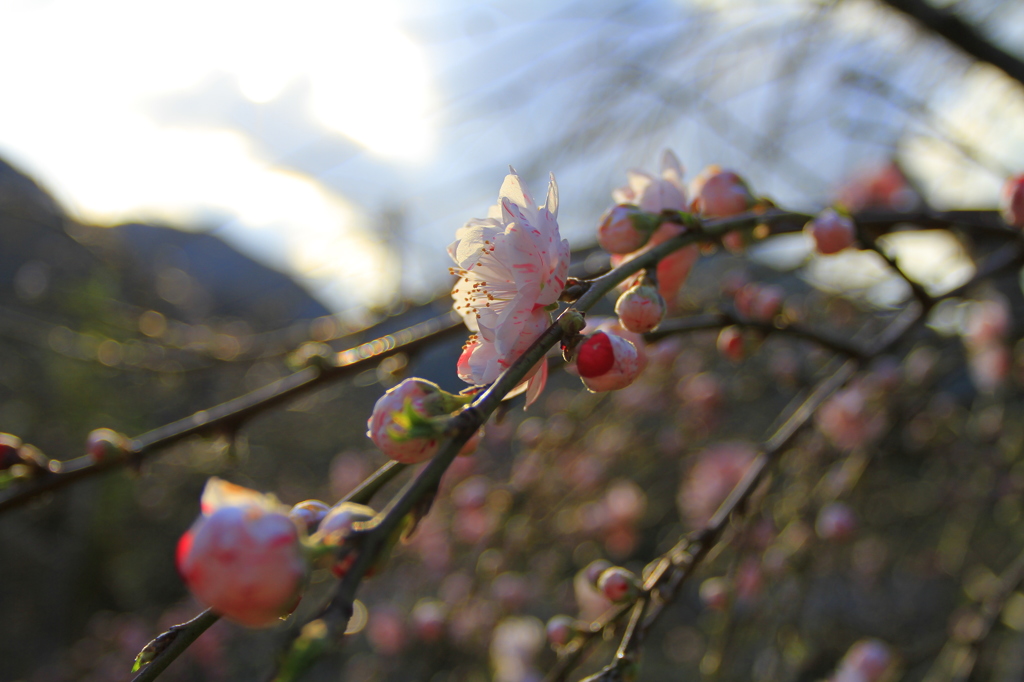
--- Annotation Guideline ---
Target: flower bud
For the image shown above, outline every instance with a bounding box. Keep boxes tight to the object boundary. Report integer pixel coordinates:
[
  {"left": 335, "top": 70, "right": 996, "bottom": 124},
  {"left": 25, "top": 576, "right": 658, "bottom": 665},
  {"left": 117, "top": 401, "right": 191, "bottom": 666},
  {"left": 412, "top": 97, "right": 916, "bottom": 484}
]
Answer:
[
  {"left": 806, "top": 209, "right": 856, "bottom": 255},
  {"left": 310, "top": 501, "right": 377, "bottom": 577},
  {"left": 597, "top": 205, "right": 651, "bottom": 254},
  {"left": 86, "top": 428, "right": 131, "bottom": 463},
  {"left": 368, "top": 378, "right": 461, "bottom": 464},
  {"left": 0, "top": 433, "right": 23, "bottom": 470},
  {"left": 699, "top": 577, "right": 730, "bottom": 611},
  {"left": 177, "top": 478, "right": 308, "bottom": 627},
  {"left": 615, "top": 283, "right": 666, "bottom": 333},
  {"left": 734, "top": 284, "right": 783, "bottom": 322},
  {"left": 576, "top": 331, "right": 643, "bottom": 392},
  {"left": 833, "top": 639, "right": 893, "bottom": 682},
  {"left": 289, "top": 499, "right": 331, "bottom": 533},
  {"left": 411, "top": 599, "right": 447, "bottom": 642},
  {"left": 717, "top": 326, "right": 744, "bottom": 362},
  {"left": 691, "top": 166, "right": 755, "bottom": 217},
  {"left": 546, "top": 615, "right": 575, "bottom": 647},
  {"left": 1001, "top": 174, "right": 1024, "bottom": 228},
  {"left": 597, "top": 567, "right": 639, "bottom": 602},
  {"left": 815, "top": 502, "right": 858, "bottom": 542}
]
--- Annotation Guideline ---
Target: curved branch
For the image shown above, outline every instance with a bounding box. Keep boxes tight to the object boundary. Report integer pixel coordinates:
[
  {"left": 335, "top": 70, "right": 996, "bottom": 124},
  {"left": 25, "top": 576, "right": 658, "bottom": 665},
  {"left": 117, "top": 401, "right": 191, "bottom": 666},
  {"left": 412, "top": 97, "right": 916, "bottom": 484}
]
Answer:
[{"left": 877, "top": 0, "right": 1024, "bottom": 88}]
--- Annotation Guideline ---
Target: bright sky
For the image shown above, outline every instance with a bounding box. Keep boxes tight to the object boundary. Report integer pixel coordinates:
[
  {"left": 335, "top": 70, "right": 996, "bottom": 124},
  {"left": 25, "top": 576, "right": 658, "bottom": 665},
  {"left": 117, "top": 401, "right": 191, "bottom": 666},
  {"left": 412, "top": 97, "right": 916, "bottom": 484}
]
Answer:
[
  {"left": 0, "top": 0, "right": 435, "bottom": 310},
  {"left": 0, "top": 0, "right": 1020, "bottom": 316}
]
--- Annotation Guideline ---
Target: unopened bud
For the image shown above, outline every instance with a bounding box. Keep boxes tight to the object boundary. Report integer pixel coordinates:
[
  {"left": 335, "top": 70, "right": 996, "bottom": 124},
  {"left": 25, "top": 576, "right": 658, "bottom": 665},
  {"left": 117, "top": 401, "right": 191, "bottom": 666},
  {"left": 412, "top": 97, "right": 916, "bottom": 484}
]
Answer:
[
  {"left": 717, "top": 326, "right": 744, "bottom": 362},
  {"left": 546, "top": 615, "right": 575, "bottom": 647},
  {"left": 815, "top": 502, "right": 858, "bottom": 542},
  {"left": 691, "top": 166, "right": 755, "bottom": 218},
  {"left": 177, "top": 478, "right": 308, "bottom": 627},
  {"left": 1001, "top": 174, "right": 1024, "bottom": 228},
  {"left": 597, "top": 205, "right": 652, "bottom": 254},
  {"left": 368, "top": 378, "right": 465, "bottom": 464},
  {"left": 576, "top": 331, "right": 644, "bottom": 392},
  {"left": 0, "top": 433, "right": 22, "bottom": 470},
  {"left": 311, "top": 501, "right": 377, "bottom": 577},
  {"left": 597, "top": 567, "right": 640, "bottom": 602},
  {"left": 289, "top": 499, "right": 331, "bottom": 534},
  {"left": 806, "top": 209, "right": 856, "bottom": 255},
  {"left": 615, "top": 283, "right": 666, "bottom": 333},
  {"left": 86, "top": 428, "right": 131, "bottom": 463},
  {"left": 699, "top": 577, "right": 730, "bottom": 612}
]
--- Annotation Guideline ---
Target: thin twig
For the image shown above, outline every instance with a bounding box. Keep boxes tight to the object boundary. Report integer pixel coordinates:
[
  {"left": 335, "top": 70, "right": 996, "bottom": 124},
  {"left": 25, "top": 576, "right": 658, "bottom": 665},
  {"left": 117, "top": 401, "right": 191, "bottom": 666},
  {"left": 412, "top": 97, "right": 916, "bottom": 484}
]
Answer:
[
  {"left": 131, "top": 609, "right": 220, "bottom": 682},
  {"left": 0, "top": 313, "right": 464, "bottom": 513}
]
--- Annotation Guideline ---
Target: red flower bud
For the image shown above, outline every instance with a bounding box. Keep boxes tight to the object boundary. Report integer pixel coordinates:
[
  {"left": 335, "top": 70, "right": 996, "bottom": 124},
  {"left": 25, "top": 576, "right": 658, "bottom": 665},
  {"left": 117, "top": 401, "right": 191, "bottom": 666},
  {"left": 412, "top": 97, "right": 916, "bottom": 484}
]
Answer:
[{"left": 806, "top": 209, "right": 856, "bottom": 255}]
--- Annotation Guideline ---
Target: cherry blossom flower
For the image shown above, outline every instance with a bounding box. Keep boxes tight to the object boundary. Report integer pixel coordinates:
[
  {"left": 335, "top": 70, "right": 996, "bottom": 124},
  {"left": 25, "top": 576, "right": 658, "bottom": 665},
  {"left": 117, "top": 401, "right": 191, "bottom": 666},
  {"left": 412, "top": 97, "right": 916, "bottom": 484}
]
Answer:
[
  {"left": 607, "top": 151, "right": 700, "bottom": 305},
  {"left": 177, "top": 478, "right": 308, "bottom": 627},
  {"left": 449, "top": 169, "right": 569, "bottom": 402},
  {"left": 612, "top": 149, "right": 688, "bottom": 212}
]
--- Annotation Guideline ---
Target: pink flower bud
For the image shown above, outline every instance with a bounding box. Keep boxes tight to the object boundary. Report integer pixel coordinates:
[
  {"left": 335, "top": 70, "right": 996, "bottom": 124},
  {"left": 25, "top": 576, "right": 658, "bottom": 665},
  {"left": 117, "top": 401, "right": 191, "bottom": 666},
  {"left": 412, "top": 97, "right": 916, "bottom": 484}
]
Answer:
[
  {"left": 968, "top": 344, "right": 1010, "bottom": 394},
  {"left": 597, "top": 205, "right": 650, "bottom": 254},
  {"left": 576, "top": 331, "right": 643, "bottom": 392},
  {"left": 964, "top": 298, "right": 1011, "bottom": 349},
  {"left": 678, "top": 443, "right": 756, "bottom": 528},
  {"left": 615, "top": 283, "right": 666, "bottom": 333},
  {"left": 690, "top": 166, "right": 755, "bottom": 217},
  {"left": 597, "top": 567, "right": 639, "bottom": 602},
  {"left": 734, "top": 284, "right": 783, "bottom": 322},
  {"left": 411, "top": 599, "right": 447, "bottom": 642},
  {"left": 311, "top": 501, "right": 377, "bottom": 577},
  {"left": 86, "top": 428, "right": 130, "bottom": 463},
  {"left": 717, "top": 326, "right": 744, "bottom": 362},
  {"left": 816, "top": 384, "right": 887, "bottom": 451},
  {"left": 806, "top": 209, "right": 856, "bottom": 255},
  {"left": 721, "top": 230, "right": 746, "bottom": 253},
  {"left": 833, "top": 639, "right": 893, "bottom": 682},
  {"left": 815, "top": 502, "right": 858, "bottom": 542},
  {"left": 367, "top": 378, "right": 451, "bottom": 464},
  {"left": 546, "top": 615, "right": 575, "bottom": 647},
  {"left": 1002, "top": 174, "right": 1024, "bottom": 228},
  {"left": 699, "top": 577, "right": 730, "bottom": 611},
  {"left": 176, "top": 478, "right": 308, "bottom": 627}
]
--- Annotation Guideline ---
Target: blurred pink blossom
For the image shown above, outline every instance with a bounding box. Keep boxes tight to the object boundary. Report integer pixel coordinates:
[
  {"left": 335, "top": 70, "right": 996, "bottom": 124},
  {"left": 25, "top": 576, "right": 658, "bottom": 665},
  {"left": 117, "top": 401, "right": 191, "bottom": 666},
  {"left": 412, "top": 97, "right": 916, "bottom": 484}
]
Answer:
[{"left": 177, "top": 478, "right": 307, "bottom": 627}]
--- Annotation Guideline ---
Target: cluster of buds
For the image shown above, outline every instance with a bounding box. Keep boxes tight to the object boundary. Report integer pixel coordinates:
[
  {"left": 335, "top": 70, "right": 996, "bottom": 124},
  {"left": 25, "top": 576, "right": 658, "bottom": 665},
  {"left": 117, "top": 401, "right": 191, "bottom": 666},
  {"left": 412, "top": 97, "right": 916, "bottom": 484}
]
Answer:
[
  {"left": 367, "top": 378, "right": 471, "bottom": 463},
  {"left": 176, "top": 479, "right": 385, "bottom": 627}
]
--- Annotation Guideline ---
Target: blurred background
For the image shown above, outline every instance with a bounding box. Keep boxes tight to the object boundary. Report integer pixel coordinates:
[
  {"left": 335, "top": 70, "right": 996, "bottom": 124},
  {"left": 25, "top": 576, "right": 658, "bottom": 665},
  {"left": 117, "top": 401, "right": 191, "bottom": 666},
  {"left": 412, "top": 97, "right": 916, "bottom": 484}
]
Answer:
[{"left": 2, "top": 0, "right": 1024, "bottom": 680}]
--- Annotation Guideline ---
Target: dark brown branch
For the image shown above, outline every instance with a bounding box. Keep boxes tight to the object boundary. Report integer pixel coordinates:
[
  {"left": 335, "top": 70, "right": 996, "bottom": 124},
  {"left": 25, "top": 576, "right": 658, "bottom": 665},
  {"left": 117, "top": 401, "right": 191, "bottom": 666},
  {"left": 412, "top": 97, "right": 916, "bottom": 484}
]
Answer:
[
  {"left": 876, "top": 0, "right": 1024, "bottom": 89},
  {"left": 0, "top": 312, "right": 464, "bottom": 513}
]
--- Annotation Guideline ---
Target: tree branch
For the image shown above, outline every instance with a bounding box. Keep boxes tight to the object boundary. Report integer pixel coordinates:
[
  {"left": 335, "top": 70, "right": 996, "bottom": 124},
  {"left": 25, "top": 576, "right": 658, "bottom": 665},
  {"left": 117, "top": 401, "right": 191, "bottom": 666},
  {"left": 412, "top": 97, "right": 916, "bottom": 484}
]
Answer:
[{"left": 877, "top": 0, "right": 1024, "bottom": 88}]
